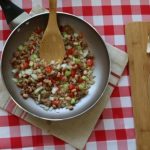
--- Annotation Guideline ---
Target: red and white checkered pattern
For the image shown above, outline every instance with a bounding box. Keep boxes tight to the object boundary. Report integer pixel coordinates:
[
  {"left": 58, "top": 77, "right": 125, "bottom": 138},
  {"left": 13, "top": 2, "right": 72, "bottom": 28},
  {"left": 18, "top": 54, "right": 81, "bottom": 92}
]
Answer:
[{"left": 0, "top": 0, "right": 150, "bottom": 149}]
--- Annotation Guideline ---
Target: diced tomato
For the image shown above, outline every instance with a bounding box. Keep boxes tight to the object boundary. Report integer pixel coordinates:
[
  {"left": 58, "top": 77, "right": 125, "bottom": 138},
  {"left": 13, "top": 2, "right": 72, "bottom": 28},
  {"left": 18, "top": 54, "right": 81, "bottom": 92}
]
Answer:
[
  {"left": 45, "top": 66, "right": 52, "bottom": 73},
  {"left": 71, "top": 69, "right": 76, "bottom": 77},
  {"left": 86, "top": 58, "right": 94, "bottom": 67},
  {"left": 14, "top": 72, "right": 19, "bottom": 78},
  {"left": 51, "top": 99, "right": 60, "bottom": 107},
  {"left": 69, "top": 92, "right": 74, "bottom": 98},
  {"left": 50, "top": 79, "right": 56, "bottom": 84},
  {"left": 21, "top": 61, "right": 29, "bottom": 69},
  {"left": 35, "top": 28, "right": 43, "bottom": 34},
  {"left": 66, "top": 48, "right": 75, "bottom": 56},
  {"left": 69, "top": 83, "right": 76, "bottom": 90},
  {"left": 61, "top": 76, "right": 67, "bottom": 82},
  {"left": 78, "top": 77, "right": 83, "bottom": 83}
]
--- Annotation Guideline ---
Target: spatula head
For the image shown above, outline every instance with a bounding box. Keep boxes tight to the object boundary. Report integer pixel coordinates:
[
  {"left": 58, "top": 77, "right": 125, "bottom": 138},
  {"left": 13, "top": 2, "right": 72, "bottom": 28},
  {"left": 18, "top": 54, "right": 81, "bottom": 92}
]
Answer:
[{"left": 39, "top": 28, "right": 65, "bottom": 63}]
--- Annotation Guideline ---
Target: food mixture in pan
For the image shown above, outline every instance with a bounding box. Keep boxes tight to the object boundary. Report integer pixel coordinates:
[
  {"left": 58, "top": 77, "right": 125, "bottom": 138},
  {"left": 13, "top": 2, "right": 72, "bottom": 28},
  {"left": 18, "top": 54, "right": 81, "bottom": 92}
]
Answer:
[{"left": 11, "top": 25, "right": 95, "bottom": 110}]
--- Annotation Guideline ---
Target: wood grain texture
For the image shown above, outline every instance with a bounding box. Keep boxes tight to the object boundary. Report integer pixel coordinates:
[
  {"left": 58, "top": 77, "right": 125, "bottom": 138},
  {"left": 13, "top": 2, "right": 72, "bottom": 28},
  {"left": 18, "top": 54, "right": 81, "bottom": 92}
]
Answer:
[{"left": 125, "top": 22, "right": 150, "bottom": 150}]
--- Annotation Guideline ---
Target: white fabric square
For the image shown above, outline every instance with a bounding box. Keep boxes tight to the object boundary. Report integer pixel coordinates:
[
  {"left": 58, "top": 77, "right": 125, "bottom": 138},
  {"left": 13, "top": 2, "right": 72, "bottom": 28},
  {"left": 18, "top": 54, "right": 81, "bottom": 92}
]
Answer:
[
  {"left": 93, "top": 16, "right": 104, "bottom": 26},
  {"left": 113, "top": 15, "right": 123, "bottom": 25},
  {"left": 120, "top": 96, "right": 132, "bottom": 107},
  {"left": 0, "top": 127, "right": 10, "bottom": 138},
  {"left": 78, "top": 16, "right": 84, "bottom": 20},
  {"left": 130, "top": 0, "right": 140, "bottom": 5},
  {"left": 20, "top": 125, "right": 32, "bottom": 136},
  {"left": 118, "top": 76, "right": 129, "bottom": 86},
  {"left": 0, "top": 20, "right": 3, "bottom": 30},
  {"left": 91, "top": 0, "right": 102, "bottom": 6},
  {"left": 111, "top": 0, "right": 121, "bottom": 5},
  {"left": 114, "top": 35, "right": 125, "bottom": 45},
  {"left": 32, "top": 0, "right": 42, "bottom": 6},
  {"left": 0, "top": 109, "right": 8, "bottom": 116},
  {"left": 12, "top": 0, "right": 22, "bottom": 8},
  {"left": 86, "top": 142, "right": 97, "bottom": 150},
  {"left": 124, "top": 118, "right": 134, "bottom": 129},
  {"left": 103, "top": 119, "right": 115, "bottom": 130},
  {"left": 0, "top": 41, "right": 4, "bottom": 52},
  {"left": 43, "top": 146, "right": 55, "bottom": 150},
  {"left": 72, "top": 0, "right": 82, "bottom": 6},
  {"left": 107, "top": 141, "right": 118, "bottom": 150},
  {"left": 22, "top": 148, "right": 34, "bottom": 150},
  {"left": 120, "top": 97, "right": 132, "bottom": 107},
  {"left": 127, "top": 139, "right": 136, "bottom": 150},
  {"left": 65, "top": 144, "right": 76, "bottom": 150},
  {"left": 132, "top": 15, "right": 142, "bottom": 21}
]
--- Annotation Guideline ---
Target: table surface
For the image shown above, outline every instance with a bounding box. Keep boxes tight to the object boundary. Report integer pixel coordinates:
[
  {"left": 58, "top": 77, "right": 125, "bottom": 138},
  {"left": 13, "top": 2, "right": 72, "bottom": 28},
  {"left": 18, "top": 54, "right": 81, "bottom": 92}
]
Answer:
[{"left": 0, "top": 0, "right": 150, "bottom": 149}]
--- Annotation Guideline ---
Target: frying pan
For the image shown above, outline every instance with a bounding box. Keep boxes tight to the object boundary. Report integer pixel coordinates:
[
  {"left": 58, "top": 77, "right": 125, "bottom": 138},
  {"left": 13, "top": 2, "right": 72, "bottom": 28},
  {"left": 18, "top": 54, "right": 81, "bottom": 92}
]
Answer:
[{"left": 0, "top": 0, "right": 110, "bottom": 121}]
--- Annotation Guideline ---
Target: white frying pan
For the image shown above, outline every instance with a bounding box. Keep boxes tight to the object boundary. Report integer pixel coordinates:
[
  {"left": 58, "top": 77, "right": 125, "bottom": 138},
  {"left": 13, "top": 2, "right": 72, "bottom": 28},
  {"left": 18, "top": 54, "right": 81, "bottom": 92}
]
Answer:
[{"left": 0, "top": 0, "right": 110, "bottom": 121}]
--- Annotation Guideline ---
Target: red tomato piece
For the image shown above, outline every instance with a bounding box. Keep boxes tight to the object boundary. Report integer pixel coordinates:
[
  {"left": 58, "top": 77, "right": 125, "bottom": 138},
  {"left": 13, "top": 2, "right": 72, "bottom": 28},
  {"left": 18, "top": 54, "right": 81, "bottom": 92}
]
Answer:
[
  {"left": 71, "top": 69, "right": 76, "bottom": 77},
  {"left": 69, "top": 83, "right": 76, "bottom": 90},
  {"left": 69, "top": 92, "right": 74, "bottom": 98},
  {"left": 86, "top": 58, "right": 94, "bottom": 67},
  {"left": 52, "top": 99, "right": 60, "bottom": 107},
  {"left": 21, "top": 61, "right": 29, "bottom": 69},
  {"left": 45, "top": 66, "right": 52, "bottom": 73},
  {"left": 66, "top": 48, "right": 75, "bottom": 56},
  {"left": 50, "top": 78, "right": 56, "bottom": 84},
  {"left": 78, "top": 77, "right": 83, "bottom": 83},
  {"left": 35, "top": 28, "right": 43, "bottom": 34}
]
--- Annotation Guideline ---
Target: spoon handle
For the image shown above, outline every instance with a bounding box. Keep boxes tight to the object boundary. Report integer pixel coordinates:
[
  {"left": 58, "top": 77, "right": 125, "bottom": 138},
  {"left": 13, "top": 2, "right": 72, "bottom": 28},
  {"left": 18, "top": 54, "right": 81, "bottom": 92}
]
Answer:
[
  {"left": 48, "top": 0, "right": 57, "bottom": 26},
  {"left": 50, "top": 0, "right": 57, "bottom": 12}
]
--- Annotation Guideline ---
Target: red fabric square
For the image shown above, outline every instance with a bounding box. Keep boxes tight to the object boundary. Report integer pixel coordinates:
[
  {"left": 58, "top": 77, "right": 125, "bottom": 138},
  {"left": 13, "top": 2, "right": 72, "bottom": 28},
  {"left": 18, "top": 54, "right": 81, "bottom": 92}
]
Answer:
[
  {"left": 53, "top": 137, "right": 65, "bottom": 145},
  {"left": 82, "top": 6, "right": 93, "bottom": 16},
  {"left": 116, "top": 129, "right": 127, "bottom": 140},
  {"left": 141, "top": 5, "right": 150, "bottom": 14},
  {"left": 95, "top": 130, "right": 106, "bottom": 141},
  {"left": 10, "top": 137, "right": 22, "bottom": 148},
  {"left": 62, "top": 7, "right": 73, "bottom": 14},
  {"left": 102, "top": 6, "right": 112, "bottom": 15},
  {"left": 111, "top": 87, "right": 120, "bottom": 97},
  {"left": 112, "top": 108, "right": 123, "bottom": 118},
  {"left": 122, "top": 5, "right": 132, "bottom": 15},
  {"left": 8, "top": 115, "right": 20, "bottom": 126},
  {"left": 104, "top": 25, "right": 114, "bottom": 35},
  {"left": 3, "top": 30, "right": 11, "bottom": 41},
  {"left": 32, "top": 136, "right": 43, "bottom": 146}
]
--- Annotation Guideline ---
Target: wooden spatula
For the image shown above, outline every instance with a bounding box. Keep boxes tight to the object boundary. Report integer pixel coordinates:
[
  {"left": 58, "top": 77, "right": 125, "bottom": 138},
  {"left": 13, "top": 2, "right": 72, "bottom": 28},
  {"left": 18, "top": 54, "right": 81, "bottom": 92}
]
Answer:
[{"left": 39, "top": 0, "right": 65, "bottom": 63}]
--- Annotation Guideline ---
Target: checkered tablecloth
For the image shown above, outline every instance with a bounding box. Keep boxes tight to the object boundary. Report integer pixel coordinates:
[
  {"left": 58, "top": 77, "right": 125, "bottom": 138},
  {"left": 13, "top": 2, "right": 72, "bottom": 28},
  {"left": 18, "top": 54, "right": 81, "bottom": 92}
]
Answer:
[{"left": 0, "top": 0, "right": 150, "bottom": 149}]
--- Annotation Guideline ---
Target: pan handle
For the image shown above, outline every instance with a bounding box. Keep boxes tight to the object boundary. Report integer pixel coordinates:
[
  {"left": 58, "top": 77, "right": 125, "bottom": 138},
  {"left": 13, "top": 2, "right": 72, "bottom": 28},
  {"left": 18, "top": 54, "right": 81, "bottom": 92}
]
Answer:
[{"left": 0, "top": 0, "right": 30, "bottom": 30}]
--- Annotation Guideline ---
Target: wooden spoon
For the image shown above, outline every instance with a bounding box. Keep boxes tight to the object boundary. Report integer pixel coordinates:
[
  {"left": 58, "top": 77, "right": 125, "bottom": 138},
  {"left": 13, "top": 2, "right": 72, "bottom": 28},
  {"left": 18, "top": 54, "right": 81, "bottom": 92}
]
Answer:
[{"left": 39, "top": 0, "right": 65, "bottom": 63}]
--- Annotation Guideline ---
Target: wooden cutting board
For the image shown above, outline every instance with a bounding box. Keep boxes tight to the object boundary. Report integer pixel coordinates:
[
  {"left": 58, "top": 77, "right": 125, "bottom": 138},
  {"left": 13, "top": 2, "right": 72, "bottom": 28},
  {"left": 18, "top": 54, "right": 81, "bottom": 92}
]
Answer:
[{"left": 125, "top": 22, "right": 150, "bottom": 150}]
